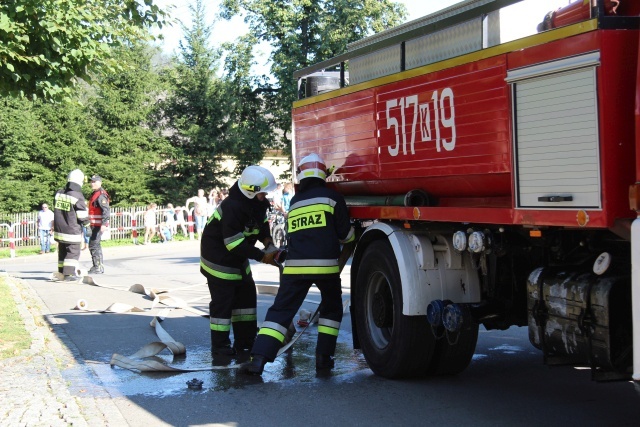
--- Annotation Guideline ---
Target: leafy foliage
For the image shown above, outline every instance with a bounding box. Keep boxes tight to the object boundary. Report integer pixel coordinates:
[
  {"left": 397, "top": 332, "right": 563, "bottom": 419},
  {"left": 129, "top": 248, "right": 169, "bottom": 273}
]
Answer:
[
  {"left": 157, "top": 0, "right": 232, "bottom": 202},
  {"left": 219, "top": 0, "right": 407, "bottom": 158},
  {"left": 0, "top": 95, "right": 93, "bottom": 212},
  {"left": 87, "top": 43, "right": 171, "bottom": 206},
  {"left": 0, "top": 0, "right": 168, "bottom": 101},
  {"left": 0, "top": 43, "right": 171, "bottom": 212},
  {"left": 0, "top": 0, "right": 410, "bottom": 214},
  {"left": 222, "top": 35, "right": 280, "bottom": 176}
]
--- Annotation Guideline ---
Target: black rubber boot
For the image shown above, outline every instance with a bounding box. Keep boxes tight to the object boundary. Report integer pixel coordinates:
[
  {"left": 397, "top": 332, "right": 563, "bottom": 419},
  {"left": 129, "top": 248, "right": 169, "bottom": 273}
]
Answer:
[
  {"left": 88, "top": 255, "right": 104, "bottom": 274},
  {"left": 210, "top": 329, "right": 232, "bottom": 353},
  {"left": 239, "top": 354, "right": 267, "bottom": 375},
  {"left": 88, "top": 265, "right": 104, "bottom": 274},
  {"left": 211, "top": 344, "right": 236, "bottom": 356},
  {"left": 316, "top": 354, "right": 335, "bottom": 371}
]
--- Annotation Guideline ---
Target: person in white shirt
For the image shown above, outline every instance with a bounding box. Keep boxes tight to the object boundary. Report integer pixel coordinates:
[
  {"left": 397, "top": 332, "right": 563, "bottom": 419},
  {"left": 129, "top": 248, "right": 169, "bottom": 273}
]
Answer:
[
  {"left": 186, "top": 189, "right": 209, "bottom": 238},
  {"left": 270, "top": 183, "right": 283, "bottom": 212},
  {"left": 37, "top": 203, "right": 55, "bottom": 254}
]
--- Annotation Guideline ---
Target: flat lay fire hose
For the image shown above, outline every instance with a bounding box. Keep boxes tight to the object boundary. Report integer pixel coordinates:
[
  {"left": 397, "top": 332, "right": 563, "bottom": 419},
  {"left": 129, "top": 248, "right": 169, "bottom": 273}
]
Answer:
[{"left": 61, "top": 242, "right": 355, "bottom": 373}]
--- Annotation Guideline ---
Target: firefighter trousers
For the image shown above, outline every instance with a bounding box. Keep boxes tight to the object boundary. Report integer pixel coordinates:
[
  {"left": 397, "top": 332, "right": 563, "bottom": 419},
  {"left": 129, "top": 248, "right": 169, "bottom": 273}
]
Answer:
[
  {"left": 88, "top": 226, "right": 103, "bottom": 268},
  {"left": 207, "top": 274, "right": 258, "bottom": 351},
  {"left": 57, "top": 242, "right": 81, "bottom": 276},
  {"left": 252, "top": 275, "right": 343, "bottom": 362}
]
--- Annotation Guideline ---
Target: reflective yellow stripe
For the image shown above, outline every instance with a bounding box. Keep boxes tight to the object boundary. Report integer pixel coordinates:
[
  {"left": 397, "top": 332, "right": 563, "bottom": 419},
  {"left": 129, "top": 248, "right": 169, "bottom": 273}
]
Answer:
[
  {"left": 226, "top": 238, "right": 244, "bottom": 250},
  {"left": 200, "top": 260, "right": 243, "bottom": 280},
  {"left": 318, "top": 325, "right": 339, "bottom": 336},
  {"left": 289, "top": 203, "right": 334, "bottom": 217},
  {"left": 54, "top": 193, "right": 79, "bottom": 212},
  {"left": 258, "top": 327, "right": 285, "bottom": 343},
  {"left": 282, "top": 265, "right": 340, "bottom": 275},
  {"left": 340, "top": 227, "right": 355, "bottom": 244},
  {"left": 225, "top": 234, "right": 245, "bottom": 251},
  {"left": 63, "top": 259, "right": 79, "bottom": 267},
  {"left": 319, "top": 318, "right": 341, "bottom": 329},
  {"left": 288, "top": 202, "right": 334, "bottom": 233},
  {"left": 232, "top": 309, "right": 257, "bottom": 322},
  {"left": 289, "top": 197, "right": 336, "bottom": 212},
  {"left": 232, "top": 314, "right": 257, "bottom": 322},
  {"left": 210, "top": 324, "right": 231, "bottom": 332},
  {"left": 288, "top": 211, "right": 326, "bottom": 232},
  {"left": 342, "top": 233, "right": 355, "bottom": 244},
  {"left": 54, "top": 232, "right": 83, "bottom": 243}
]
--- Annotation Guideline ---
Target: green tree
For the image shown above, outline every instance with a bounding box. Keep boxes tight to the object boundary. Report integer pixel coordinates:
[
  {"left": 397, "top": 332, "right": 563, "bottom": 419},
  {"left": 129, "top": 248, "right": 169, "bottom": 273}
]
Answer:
[
  {"left": 0, "top": 95, "right": 93, "bottom": 212},
  {"left": 158, "top": 0, "right": 232, "bottom": 201},
  {"left": 222, "top": 35, "right": 279, "bottom": 175},
  {"left": 87, "top": 43, "right": 172, "bottom": 206},
  {"left": 219, "top": 0, "right": 407, "bottom": 157},
  {"left": 0, "top": 0, "right": 168, "bottom": 101},
  {"left": 0, "top": 42, "right": 171, "bottom": 213}
]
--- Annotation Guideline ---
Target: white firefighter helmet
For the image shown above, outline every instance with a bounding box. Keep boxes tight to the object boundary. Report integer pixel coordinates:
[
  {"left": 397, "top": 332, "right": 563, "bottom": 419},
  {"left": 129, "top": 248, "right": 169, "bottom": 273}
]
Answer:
[
  {"left": 238, "top": 165, "right": 277, "bottom": 199},
  {"left": 67, "top": 169, "right": 85, "bottom": 186},
  {"left": 297, "top": 153, "right": 327, "bottom": 182}
]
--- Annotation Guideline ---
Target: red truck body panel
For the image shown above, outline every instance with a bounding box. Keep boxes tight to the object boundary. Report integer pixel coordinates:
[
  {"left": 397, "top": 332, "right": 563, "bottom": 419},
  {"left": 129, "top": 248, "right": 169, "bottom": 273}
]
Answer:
[{"left": 293, "top": 23, "right": 639, "bottom": 229}]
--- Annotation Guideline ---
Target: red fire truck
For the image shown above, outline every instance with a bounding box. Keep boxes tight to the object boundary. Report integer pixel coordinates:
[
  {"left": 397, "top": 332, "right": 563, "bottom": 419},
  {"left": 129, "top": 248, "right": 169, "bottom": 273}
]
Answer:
[{"left": 292, "top": 0, "right": 640, "bottom": 380}]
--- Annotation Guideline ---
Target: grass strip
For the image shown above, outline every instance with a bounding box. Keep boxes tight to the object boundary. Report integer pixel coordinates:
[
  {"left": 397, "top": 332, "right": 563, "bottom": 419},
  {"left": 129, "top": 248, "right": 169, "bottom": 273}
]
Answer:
[{"left": 0, "top": 277, "right": 32, "bottom": 359}]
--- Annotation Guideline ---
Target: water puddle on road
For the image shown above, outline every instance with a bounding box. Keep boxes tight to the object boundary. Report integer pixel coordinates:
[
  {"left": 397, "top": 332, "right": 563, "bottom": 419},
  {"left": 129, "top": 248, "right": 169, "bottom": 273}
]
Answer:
[{"left": 86, "top": 329, "right": 369, "bottom": 397}]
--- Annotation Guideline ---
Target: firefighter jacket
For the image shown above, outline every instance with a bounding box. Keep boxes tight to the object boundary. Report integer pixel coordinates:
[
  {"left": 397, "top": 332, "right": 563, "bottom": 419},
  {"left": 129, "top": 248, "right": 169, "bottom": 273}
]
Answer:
[
  {"left": 89, "top": 188, "right": 110, "bottom": 227},
  {"left": 53, "top": 182, "right": 90, "bottom": 244},
  {"left": 283, "top": 178, "right": 354, "bottom": 277},
  {"left": 200, "top": 182, "right": 271, "bottom": 282}
]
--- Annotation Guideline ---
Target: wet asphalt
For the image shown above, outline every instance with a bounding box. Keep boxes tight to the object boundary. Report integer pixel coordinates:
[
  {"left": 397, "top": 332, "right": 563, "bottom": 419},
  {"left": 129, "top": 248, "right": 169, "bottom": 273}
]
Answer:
[{"left": 2, "top": 239, "right": 640, "bottom": 426}]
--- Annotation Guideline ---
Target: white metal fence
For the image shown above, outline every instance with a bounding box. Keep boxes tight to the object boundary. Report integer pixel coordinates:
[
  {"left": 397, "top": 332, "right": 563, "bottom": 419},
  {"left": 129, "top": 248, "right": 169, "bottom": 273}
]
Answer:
[{"left": 0, "top": 206, "right": 196, "bottom": 255}]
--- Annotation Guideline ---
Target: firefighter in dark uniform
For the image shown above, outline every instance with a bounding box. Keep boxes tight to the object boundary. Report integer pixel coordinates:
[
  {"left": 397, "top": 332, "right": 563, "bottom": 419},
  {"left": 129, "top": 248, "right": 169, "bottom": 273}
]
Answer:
[
  {"left": 88, "top": 175, "right": 110, "bottom": 274},
  {"left": 242, "top": 153, "right": 355, "bottom": 375},
  {"left": 53, "top": 169, "right": 90, "bottom": 281},
  {"left": 201, "top": 165, "right": 280, "bottom": 358}
]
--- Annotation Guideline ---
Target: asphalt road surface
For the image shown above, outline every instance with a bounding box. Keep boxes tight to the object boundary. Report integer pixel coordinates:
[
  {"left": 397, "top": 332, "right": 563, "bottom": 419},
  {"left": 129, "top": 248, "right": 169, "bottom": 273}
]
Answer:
[{"left": 2, "top": 239, "right": 640, "bottom": 426}]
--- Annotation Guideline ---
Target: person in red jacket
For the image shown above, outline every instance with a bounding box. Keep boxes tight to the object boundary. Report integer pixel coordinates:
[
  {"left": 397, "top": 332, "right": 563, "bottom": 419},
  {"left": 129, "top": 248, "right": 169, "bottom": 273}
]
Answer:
[{"left": 88, "top": 175, "right": 110, "bottom": 274}]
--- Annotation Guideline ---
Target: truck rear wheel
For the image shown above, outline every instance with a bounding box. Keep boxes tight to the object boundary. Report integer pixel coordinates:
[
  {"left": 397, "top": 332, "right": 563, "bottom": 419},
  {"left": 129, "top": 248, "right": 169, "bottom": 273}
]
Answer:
[
  {"left": 427, "top": 319, "right": 479, "bottom": 375},
  {"left": 355, "top": 240, "right": 435, "bottom": 378}
]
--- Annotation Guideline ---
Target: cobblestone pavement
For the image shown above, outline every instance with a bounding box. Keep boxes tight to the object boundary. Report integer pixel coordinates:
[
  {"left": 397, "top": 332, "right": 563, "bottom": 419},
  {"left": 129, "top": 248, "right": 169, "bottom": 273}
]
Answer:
[{"left": 0, "top": 273, "right": 125, "bottom": 426}]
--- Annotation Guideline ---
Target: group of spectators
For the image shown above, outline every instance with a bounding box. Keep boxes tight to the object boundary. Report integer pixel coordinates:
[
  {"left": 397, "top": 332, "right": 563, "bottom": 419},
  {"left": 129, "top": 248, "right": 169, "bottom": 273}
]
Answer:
[
  {"left": 268, "top": 182, "right": 295, "bottom": 215},
  {"left": 184, "top": 184, "right": 295, "bottom": 238},
  {"left": 142, "top": 203, "right": 187, "bottom": 244},
  {"left": 142, "top": 187, "right": 232, "bottom": 244}
]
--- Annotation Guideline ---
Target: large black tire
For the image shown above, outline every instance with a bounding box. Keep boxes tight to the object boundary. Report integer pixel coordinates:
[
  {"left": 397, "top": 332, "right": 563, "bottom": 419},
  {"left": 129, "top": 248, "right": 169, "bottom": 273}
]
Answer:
[
  {"left": 355, "top": 240, "right": 435, "bottom": 378},
  {"left": 427, "top": 318, "right": 479, "bottom": 375}
]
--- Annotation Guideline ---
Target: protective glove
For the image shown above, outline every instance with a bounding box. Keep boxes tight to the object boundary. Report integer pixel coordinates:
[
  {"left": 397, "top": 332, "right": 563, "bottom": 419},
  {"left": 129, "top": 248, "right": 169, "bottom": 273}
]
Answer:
[
  {"left": 262, "top": 237, "right": 274, "bottom": 248},
  {"left": 261, "top": 250, "right": 277, "bottom": 266},
  {"left": 274, "top": 248, "right": 287, "bottom": 265},
  {"left": 264, "top": 243, "right": 279, "bottom": 254}
]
